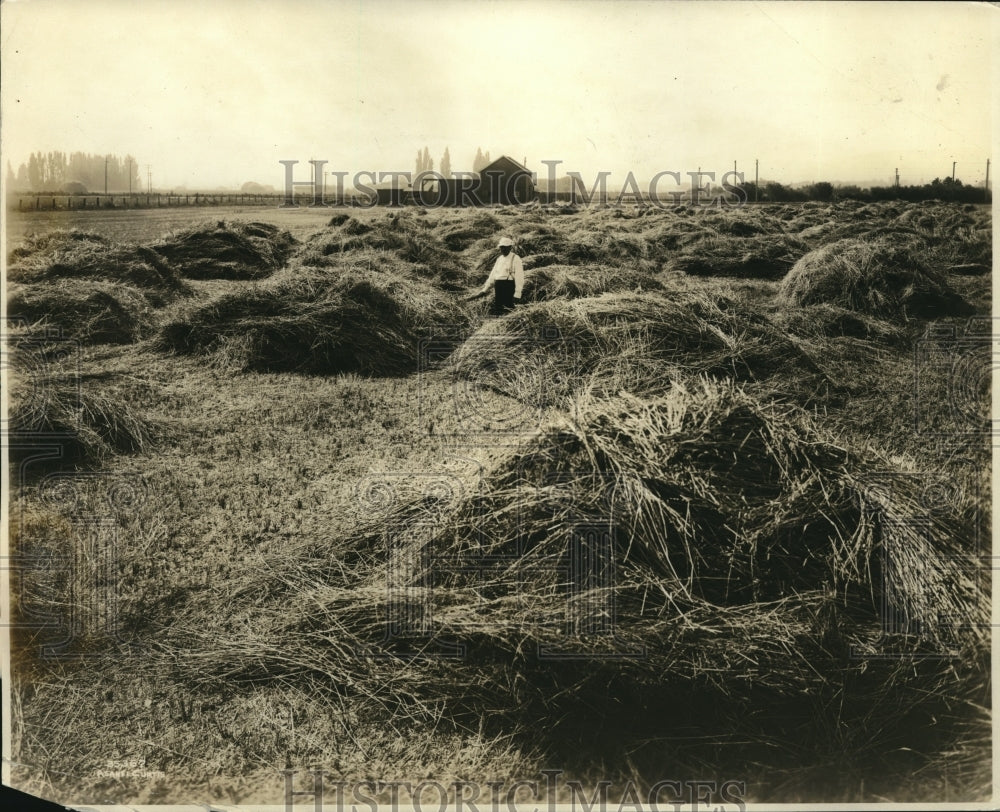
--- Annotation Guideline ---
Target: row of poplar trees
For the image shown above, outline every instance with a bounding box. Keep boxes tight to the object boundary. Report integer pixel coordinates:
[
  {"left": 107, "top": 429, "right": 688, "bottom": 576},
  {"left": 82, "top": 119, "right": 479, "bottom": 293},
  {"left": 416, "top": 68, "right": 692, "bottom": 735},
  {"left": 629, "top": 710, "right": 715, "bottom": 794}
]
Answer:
[{"left": 414, "top": 147, "right": 493, "bottom": 178}]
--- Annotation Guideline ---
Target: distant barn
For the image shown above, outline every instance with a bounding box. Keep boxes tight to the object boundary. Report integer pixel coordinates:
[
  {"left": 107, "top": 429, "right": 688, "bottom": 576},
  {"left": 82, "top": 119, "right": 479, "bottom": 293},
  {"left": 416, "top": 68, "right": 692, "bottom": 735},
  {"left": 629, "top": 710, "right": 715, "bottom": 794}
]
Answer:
[
  {"left": 474, "top": 155, "right": 535, "bottom": 205},
  {"left": 416, "top": 155, "right": 535, "bottom": 207}
]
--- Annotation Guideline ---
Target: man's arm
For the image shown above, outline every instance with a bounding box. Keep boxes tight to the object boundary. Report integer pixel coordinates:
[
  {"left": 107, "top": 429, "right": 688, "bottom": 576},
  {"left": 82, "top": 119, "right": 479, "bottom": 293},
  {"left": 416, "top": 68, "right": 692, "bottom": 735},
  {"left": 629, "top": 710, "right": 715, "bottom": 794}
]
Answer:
[
  {"left": 513, "top": 255, "right": 525, "bottom": 299},
  {"left": 478, "top": 256, "right": 502, "bottom": 294}
]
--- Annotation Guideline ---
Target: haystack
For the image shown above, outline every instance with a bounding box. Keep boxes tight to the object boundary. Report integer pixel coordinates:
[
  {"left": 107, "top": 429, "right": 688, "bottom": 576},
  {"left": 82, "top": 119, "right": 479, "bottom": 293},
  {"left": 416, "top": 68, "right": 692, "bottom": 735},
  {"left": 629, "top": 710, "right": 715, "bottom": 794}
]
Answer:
[
  {"left": 8, "top": 231, "right": 190, "bottom": 304},
  {"left": 298, "top": 214, "right": 468, "bottom": 289},
  {"left": 434, "top": 213, "right": 503, "bottom": 251},
  {"left": 664, "top": 233, "right": 808, "bottom": 279},
  {"left": 6, "top": 366, "right": 158, "bottom": 466},
  {"left": 8, "top": 229, "right": 110, "bottom": 264},
  {"left": 178, "top": 381, "right": 987, "bottom": 779},
  {"left": 778, "top": 237, "right": 971, "bottom": 319},
  {"left": 447, "top": 292, "right": 824, "bottom": 406},
  {"left": 152, "top": 220, "right": 296, "bottom": 280},
  {"left": 772, "top": 302, "right": 906, "bottom": 345},
  {"left": 8, "top": 279, "right": 156, "bottom": 344},
  {"left": 522, "top": 264, "right": 664, "bottom": 302},
  {"left": 158, "top": 262, "right": 471, "bottom": 375}
]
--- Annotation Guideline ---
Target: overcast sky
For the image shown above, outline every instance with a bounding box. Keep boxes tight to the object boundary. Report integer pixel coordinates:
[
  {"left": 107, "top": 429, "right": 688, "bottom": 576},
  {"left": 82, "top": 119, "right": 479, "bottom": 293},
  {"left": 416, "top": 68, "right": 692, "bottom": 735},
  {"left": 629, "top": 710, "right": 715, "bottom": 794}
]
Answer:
[{"left": 2, "top": 0, "right": 996, "bottom": 190}]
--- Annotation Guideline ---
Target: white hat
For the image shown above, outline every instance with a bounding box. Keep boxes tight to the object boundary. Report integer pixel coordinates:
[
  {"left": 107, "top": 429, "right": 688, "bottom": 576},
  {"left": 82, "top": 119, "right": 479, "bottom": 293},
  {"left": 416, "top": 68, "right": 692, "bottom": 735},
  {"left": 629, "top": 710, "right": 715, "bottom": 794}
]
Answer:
[{"left": 498, "top": 236, "right": 514, "bottom": 247}]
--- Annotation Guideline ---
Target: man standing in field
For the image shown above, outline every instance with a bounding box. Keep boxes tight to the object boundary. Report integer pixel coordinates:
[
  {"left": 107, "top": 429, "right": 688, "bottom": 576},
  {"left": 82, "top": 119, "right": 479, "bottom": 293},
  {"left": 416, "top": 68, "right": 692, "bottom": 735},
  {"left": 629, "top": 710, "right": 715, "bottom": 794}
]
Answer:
[{"left": 473, "top": 236, "right": 524, "bottom": 315}]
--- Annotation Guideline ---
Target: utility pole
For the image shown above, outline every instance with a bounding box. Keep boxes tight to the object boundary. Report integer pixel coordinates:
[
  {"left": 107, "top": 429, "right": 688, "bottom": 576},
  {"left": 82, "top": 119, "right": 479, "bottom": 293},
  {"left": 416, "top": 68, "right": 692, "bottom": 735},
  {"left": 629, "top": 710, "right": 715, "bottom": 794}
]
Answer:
[
  {"left": 128, "top": 158, "right": 132, "bottom": 195},
  {"left": 754, "top": 159, "right": 759, "bottom": 202},
  {"left": 104, "top": 156, "right": 108, "bottom": 195},
  {"left": 985, "top": 158, "right": 990, "bottom": 202},
  {"left": 146, "top": 165, "right": 152, "bottom": 194},
  {"left": 952, "top": 161, "right": 957, "bottom": 181},
  {"left": 894, "top": 168, "right": 899, "bottom": 188}
]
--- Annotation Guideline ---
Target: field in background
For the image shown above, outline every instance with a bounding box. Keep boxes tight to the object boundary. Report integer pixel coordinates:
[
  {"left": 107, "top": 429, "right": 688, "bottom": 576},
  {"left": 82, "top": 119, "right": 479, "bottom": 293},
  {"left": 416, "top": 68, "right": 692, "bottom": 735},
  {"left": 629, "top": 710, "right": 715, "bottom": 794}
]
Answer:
[
  {"left": 3, "top": 200, "right": 992, "bottom": 806},
  {"left": 4, "top": 204, "right": 343, "bottom": 248}
]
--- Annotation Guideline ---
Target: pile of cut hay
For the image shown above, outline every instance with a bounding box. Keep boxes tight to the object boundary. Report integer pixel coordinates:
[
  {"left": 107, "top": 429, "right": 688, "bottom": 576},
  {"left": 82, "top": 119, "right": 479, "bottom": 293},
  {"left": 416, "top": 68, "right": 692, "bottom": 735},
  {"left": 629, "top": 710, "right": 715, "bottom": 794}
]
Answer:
[
  {"left": 434, "top": 212, "right": 503, "bottom": 251},
  {"left": 772, "top": 302, "right": 907, "bottom": 345},
  {"left": 445, "top": 292, "right": 825, "bottom": 406},
  {"left": 298, "top": 214, "right": 470, "bottom": 290},
  {"left": 151, "top": 220, "right": 296, "bottom": 280},
  {"left": 778, "top": 237, "right": 971, "bottom": 319},
  {"left": 8, "top": 231, "right": 191, "bottom": 305},
  {"left": 158, "top": 262, "right": 472, "bottom": 375},
  {"left": 663, "top": 233, "right": 808, "bottom": 279},
  {"left": 466, "top": 226, "right": 573, "bottom": 276},
  {"left": 169, "top": 380, "right": 987, "bottom": 783},
  {"left": 8, "top": 229, "right": 111, "bottom": 264},
  {"left": 640, "top": 218, "right": 719, "bottom": 252},
  {"left": 8, "top": 279, "right": 156, "bottom": 344},
  {"left": 468, "top": 225, "right": 655, "bottom": 277},
  {"left": 561, "top": 228, "right": 651, "bottom": 267},
  {"left": 522, "top": 264, "right": 664, "bottom": 302},
  {"left": 6, "top": 364, "right": 159, "bottom": 466}
]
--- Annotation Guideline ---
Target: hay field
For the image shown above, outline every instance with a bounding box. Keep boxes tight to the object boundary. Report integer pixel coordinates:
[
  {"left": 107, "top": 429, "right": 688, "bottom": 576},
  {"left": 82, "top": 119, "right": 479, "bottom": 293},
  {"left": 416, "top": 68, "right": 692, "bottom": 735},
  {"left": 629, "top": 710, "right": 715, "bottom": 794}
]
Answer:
[{"left": 3, "top": 199, "right": 992, "bottom": 806}]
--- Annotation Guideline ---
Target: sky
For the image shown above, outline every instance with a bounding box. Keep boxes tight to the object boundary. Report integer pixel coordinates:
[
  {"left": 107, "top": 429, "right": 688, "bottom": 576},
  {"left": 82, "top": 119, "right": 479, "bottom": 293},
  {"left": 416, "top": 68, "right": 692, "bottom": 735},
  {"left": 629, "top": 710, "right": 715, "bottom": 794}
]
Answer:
[{"left": 1, "top": 0, "right": 997, "bottom": 190}]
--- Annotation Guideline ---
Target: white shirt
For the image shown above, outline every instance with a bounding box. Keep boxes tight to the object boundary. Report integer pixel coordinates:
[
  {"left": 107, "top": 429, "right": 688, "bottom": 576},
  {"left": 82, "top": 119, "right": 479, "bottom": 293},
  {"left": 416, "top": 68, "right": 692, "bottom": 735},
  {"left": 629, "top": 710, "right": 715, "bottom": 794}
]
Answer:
[{"left": 480, "top": 252, "right": 524, "bottom": 298}]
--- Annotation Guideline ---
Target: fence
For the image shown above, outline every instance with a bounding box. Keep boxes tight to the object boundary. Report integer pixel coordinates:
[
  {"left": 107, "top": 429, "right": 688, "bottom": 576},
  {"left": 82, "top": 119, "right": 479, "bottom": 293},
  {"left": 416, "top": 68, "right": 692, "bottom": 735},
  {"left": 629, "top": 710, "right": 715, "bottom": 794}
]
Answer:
[{"left": 9, "top": 193, "right": 293, "bottom": 212}]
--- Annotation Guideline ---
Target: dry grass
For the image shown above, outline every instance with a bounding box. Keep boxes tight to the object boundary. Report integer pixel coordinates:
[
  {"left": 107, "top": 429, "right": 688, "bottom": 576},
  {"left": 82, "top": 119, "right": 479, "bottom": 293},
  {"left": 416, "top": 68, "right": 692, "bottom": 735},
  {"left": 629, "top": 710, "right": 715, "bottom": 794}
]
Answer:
[
  {"left": 6, "top": 363, "right": 161, "bottom": 467},
  {"left": 778, "top": 237, "right": 972, "bottom": 319},
  {"left": 8, "top": 279, "right": 157, "bottom": 344},
  {"left": 521, "top": 264, "right": 664, "bottom": 302},
  {"left": 297, "top": 212, "right": 472, "bottom": 290},
  {"left": 158, "top": 260, "right": 472, "bottom": 374},
  {"left": 151, "top": 380, "right": 987, "bottom": 799},
  {"left": 151, "top": 220, "right": 296, "bottom": 280},
  {"left": 771, "top": 302, "right": 907, "bottom": 345},
  {"left": 7, "top": 230, "right": 191, "bottom": 304},
  {"left": 664, "top": 233, "right": 808, "bottom": 279},
  {"left": 446, "top": 291, "right": 827, "bottom": 406},
  {"left": 5, "top": 199, "right": 991, "bottom": 805}
]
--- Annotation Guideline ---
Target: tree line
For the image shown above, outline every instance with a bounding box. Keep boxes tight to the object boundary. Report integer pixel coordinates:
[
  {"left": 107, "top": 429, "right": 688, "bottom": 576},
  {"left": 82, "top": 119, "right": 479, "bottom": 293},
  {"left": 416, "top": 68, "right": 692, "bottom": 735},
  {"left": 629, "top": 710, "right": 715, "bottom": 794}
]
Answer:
[
  {"left": 737, "top": 176, "right": 989, "bottom": 204},
  {"left": 6, "top": 151, "right": 142, "bottom": 193},
  {"left": 413, "top": 146, "right": 492, "bottom": 178}
]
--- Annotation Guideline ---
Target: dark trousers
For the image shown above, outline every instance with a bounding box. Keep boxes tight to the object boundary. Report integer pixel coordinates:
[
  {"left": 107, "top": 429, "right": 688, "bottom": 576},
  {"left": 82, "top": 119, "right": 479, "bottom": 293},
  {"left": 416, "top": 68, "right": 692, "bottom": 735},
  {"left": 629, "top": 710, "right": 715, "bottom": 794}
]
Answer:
[{"left": 492, "top": 279, "right": 516, "bottom": 315}]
